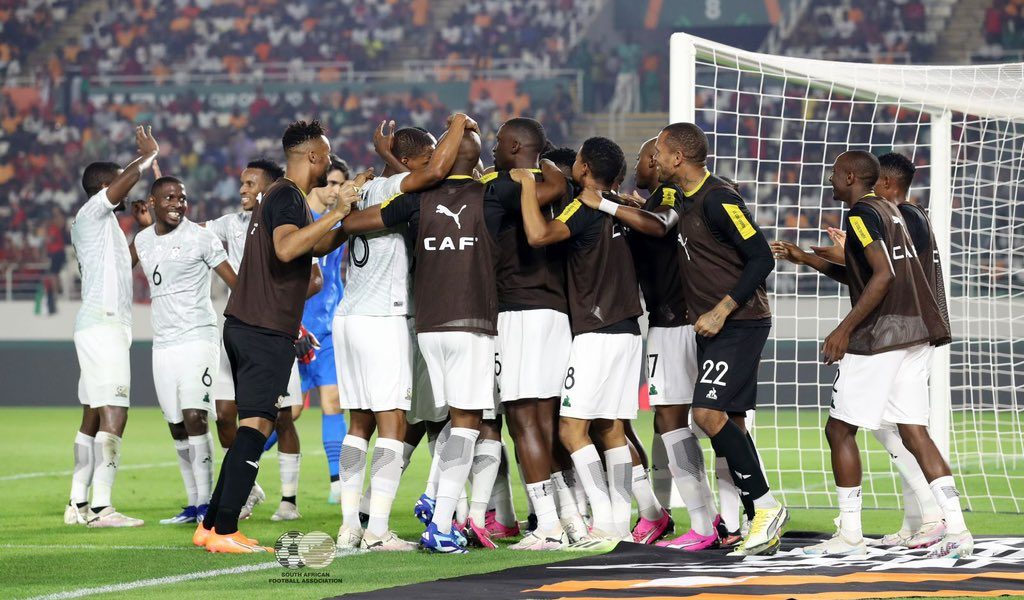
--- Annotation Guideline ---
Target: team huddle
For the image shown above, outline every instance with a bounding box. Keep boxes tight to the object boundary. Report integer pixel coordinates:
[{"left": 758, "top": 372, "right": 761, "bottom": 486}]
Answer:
[{"left": 63, "top": 112, "right": 972, "bottom": 559}]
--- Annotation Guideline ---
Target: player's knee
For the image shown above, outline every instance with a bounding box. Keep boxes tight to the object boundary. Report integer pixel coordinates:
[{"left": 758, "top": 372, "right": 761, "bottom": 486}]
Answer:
[
  {"left": 824, "top": 417, "right": 855, "bottom": 444},
  {"left": 182, "top": 409, "right": 208, "bottom": 434},
  {"left": 558, "top": 418, "right": 587, "bottom": 451}
]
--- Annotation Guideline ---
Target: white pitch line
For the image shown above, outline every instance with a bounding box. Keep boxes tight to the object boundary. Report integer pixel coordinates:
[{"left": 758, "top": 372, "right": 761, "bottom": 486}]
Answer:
[
  {"left": 0, "top": 462, "right": 177, "bottom": 482},
  {"left": 21, "top": 562, "right": 279, "bottom": 600},
  {"left": 0, "top": 544, "right": 194, "bottom": 552}
]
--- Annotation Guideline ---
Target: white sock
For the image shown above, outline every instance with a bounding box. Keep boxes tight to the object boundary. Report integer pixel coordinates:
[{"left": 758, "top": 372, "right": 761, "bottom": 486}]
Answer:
[
  {"left": 189, "top": 434, "right": 214, "bottom": 506},
  {"left": 401, "top": 442, "right": 416, "bottom": 473},
  {"left": 469, "top": 439, "right": 502, "bottom": 524},
  {"left": 872, "top": 426, "right": 944, "bottom": 528},
  {"left": 359, "top": 482, "right": 371, "bottom": 516},
  {"left": 431, "top": 427, "right": 479, "bottom": 534},
  {"left": 603, "top": 445, "right": 633, "bottom": 537},
  {"left": 489, "top": 441, "right": 517, "bottom": 526},
  {"left": 650, "top": 433, "right": 673, "bottom": 509},
  {"left": 70, "top": 432, "right": 95, "bottom": 505},
  {"left": 663, "top": 427, "right": 714, "bottom": 536},
  {"left": 339, "top": 436, "right": 368, "bottom": 529},
  {"left": 91, "top": 432, "right": 121, "bottom": 508},
  {"left": 526, "top": 480, "right": 560, "bottom": 532},
  {"left": 425, "top": 423, "right": 452, "bottom": 498},
  {"left": 456, "top": 488, "right": 469, "bottom": 526},
  {"left": 551, "top": 470, "right": 583, "bottom": 521},
  {"left": 570, "top": 445, "right": 614, "bottom": 533},
  {"left": 837, "top": 485, "right": 863, "bottom": 539},
  {"left": 631, "top": 464, "right": 663, "bottom": 521},
  {"left": 569, "top": 467, "right": 591, "bottom": 521},
  {"left": 279, "top": 452, "right": 300, "bottom": 499},
  {"left": 929, "top": 475, "right": 967, "bottom": 534},
  {"left": 173, "top": 438, "right": 198, "bottom": 507},
  {"left": 367, "top": 438, "right": 404, "bottom": 537},
  {"left": 716, "top": 456, "right": 741, "bottom": 532}
]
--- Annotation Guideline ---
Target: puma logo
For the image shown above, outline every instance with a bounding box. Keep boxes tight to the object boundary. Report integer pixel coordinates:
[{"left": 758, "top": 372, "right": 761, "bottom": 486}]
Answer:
[{"left": 436, "top": 204, "right": 467, "bottom": 230}]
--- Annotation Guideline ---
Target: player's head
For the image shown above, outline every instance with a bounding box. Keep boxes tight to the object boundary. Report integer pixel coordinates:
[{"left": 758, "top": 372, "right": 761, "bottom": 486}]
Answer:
[
  {"left": 393, "top": 127, "right": 436, "bottom": 171},
  {"left": 148, "top": 176, "right": 187, "bottom": 230},
  {"left": 447, "top": 128, "right": 482, "bottom": 176},
  {"left": 655, "top": 123, "right": 708, "bottom": 183},
  {"left": 573, "top": 137, "right": 625, "bottom": 189},
  {"left": 492, "top": 118, "right": 547, "bottom": 171},
  {"left": 240, "top": 158, "right": 283, "bottom": 211},
  {"left": 830, "top": 151, "right": 880, "bottom": 204},
  {"left": 634, "top": 137, "right": 658, "bottom": 191},
  {"left": 328, "top": 154, "right": 351, "bottom": 182},
  {"left": 876, "top": 152, "right": 916, "bottom": 202},
  {"left": 282, "top": 119, "right": 332, "bottom": 188},
  {"left": 81, "top": 162, "right": 122, "bottom": 198},
  {"left": 542, "top": 146, "right": 577, "bottom": 180},
  {"left": 613, "top": 161, "right": 627, "bottom": 191}
]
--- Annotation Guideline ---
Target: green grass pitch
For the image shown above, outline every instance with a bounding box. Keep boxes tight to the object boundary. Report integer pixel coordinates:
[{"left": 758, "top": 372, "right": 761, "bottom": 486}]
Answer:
[{"left": 2, "top": 407, "right": 1022, "bottom": 599}]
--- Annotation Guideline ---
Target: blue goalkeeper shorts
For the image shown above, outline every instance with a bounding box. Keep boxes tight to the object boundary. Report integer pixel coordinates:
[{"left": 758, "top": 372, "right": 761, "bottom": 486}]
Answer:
[{"left": 298, "top": 331, "right": 337, "bottom": 393}]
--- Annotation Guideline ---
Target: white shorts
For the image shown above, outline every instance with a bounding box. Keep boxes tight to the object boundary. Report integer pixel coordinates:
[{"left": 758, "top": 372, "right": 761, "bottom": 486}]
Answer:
[
  {"left": 408, "top": 320, "right": 447, "bottom": 424},
  {"left": 417, "top": 331, "right": 495, "bottom": 412},
  {"left": 152, "top": 339, "right": 219, "bottom": 423},
  {"left": 830, "top": 344, "right": 932, "bottom": 430},
  {"left": 212, "top": 338, "right": 234, "bottom": 401},
  {"left": 646, "top": 325, "right": 698, "bottom": 407},
  {"left": 277, "top": 361, "right": 303, "bottom": 409},
  {"left": 560, "top": 332, "right": 642, "bottom": 421},
  {"left": 334, "top": 314, "right": 412, "bottom": 412},
  {"left": 496, "top": 309, "right": 572, "bottom": 402},
  {"left": 75, "top": 324, "right": 132, "bottom": 409}
]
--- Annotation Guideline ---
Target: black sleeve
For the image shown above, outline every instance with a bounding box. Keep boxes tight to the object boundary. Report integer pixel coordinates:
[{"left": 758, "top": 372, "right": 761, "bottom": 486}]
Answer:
[
  {"left": 898, "top": 204, "right": 931, "bottom": 257},
  {"left": 484, "top": 174, "right": 522, "bottom": 213},
  {"left": 702, "top": 188, "right": 774, "bottom": 307},
  {"left": 555, "top": 199, "right": 603, "bottom": 247},
  {"left": 845, "top": 203, "right": 885, "bottom": 251},
  {"left": 380, "top": 193, "right": 420, "bottom": 228},
  {"left": 264, "top": 188, "right": 307, "bottom": 232}
]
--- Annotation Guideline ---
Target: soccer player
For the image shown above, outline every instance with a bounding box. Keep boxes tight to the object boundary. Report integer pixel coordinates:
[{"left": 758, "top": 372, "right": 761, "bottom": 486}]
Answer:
[
  {"left": 810, "top": 153, "right": 949, "bottom": 549},
  {"left": 64, "top": 125, "right": 158, "bottom": 528},
  {"left": 514, "top": 136, "right": 641, "bottom": 549},
  {"left": 541, "top": 147, "right": 577, "bottom": 181},
  {"left": 130, "top": 176, "right": 237, "bottom": 525},
  {"left": 773, "top": 151, "right": 970, "bottom": 558},
  {"left": 575, "top": 124, "right": 785, "bottom": 555},
  {"left": 341, "top": 123, "right": 505, "bottom": 554},
  {"left": 334, "top": 115, "right": 476, "bottom": 551},
  {"left": 195, "top": 120, "right": 359, "bottom": 553}
]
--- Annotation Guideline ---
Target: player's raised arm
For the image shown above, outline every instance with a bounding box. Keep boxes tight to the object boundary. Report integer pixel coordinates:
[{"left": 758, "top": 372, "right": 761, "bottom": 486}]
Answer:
[
  {"left": 398, "top": 113, "right": 478, "bottom": 192},
  {"left": 106, "top": 126, "right": 160, "bottom": 206},
  {"left": 513, "top": 168, "right": 570, "bottom": 247},
  {"left": 576, "top": 189, "right": 678, "bottom": 237},
  {"left": 127, "top": 200, "right": 152, "bottom": 268},
  {"left": 534, "top": 158, "right": 569, "bottom": 206},
  {"left": 312, "top": 174, "right": 370, "bottom": 256}
]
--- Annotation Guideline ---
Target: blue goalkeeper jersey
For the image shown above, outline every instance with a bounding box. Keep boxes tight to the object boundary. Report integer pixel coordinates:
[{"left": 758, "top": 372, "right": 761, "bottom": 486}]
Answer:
[{"left": 302, "top": 207, "right": 345, "bottom": 337}]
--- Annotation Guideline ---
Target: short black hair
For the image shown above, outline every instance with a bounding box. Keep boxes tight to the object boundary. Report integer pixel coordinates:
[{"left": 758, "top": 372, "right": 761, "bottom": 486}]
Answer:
[
  {"left": 502, "top": 117, "right": 547, "bottom": 150},
  {"left": 150, "top": 176, "right": 183, "bottom": 196},
  {"left": 661, "top": 122, "right": 708, "bottom": 164},
  {"left": 393, "top": 127, "right": 435, "bottom": 161},
  {"left": 246, "top": 158, "right": 284, "bottom": 182},
  {"left": 81, "top": 161, "right": 120, "bottom": 197},
  {"left": 878, "top": 152, "right": 916, "bottom": 191},
  {"left": 329, "top": 154, "right": 350, "bottom": 179},
  {"left": 840, "top": 150, "right": 881, "bottom": 187},
  {"left": 579, "top": 137, "right": 625, "bottom": 187},
  {"left": 541, "top": 146, "right": 577, "bottom": 169},
  {"left": 282, "top": 120, "right": 326, "bottom": 154}
]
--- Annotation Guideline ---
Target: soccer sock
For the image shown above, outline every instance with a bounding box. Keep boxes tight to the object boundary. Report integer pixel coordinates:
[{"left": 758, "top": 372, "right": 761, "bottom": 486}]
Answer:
[
  {"left": 568, "top": 467, "right": 591, "bottom": 521},
  {"left": 632, "top": 464, "right": 664, "bottom": 521},
  {"left": 469, "top": 439, "right": 502, "bottom": 524},
  {"left": 322, "top": 412, "right": 346, "bottom": 483},
  {"left": 716, "top": 456, "right": 742, "bottom": 532},
  {"left": 279, "top": 452, "right": 301, "bottom": 501},
  {"left": 745, "top": 431, "right": 772, "bottom": 514},
  {"left": 929, "top": 475, "right": 967, "bottom": 534},
  {"left": 339, "top": 436, "right": 368, "bottom": 529},
  {"left": 526, "top": 480, "right": 560, "bottom": 532},
  {"left": 489, "top": 441, "right": 517, "bottom": 526},
  {"left": 709, "top": 420, "right": 775, "bottom": 510},
  {"left": 173, "top": 438, "right": 198, "bottom": 507},
  {"left": 837, "top": 485, "right": 863, "bottom": 539},
  {"left": 603, "top": 445, "right": 633, "bottom": 537},
  {"left": 90, "top": 432, "right": 121, "bottom": 510},
  {"left": 650, "top": 433, "right": 673, "bottom": 510},
  {"left": 425, "top": 422, "right": 452, "bottom": 499},
  {"left": 549, "top": 470, "right": 581, "bottom": 520},
  {"left": 571, "top": 446, "right": 614, "bottom": 532},
  {"left": 202, "top": 457, "right": 229, "bottom": 529},
  {"left": 367, "top": 438, "right": 404, "bottom": 537},
  {"left": 212, "top": 426, "right": 266, "bottom": 535},
  {"left": 872, "top": 426, "right": 943, "bottom": 528},
  {"left": 401, "top": 442, "right": 416, "bottom": 473},
  {"left": 189, "top": 434, "right": 214, "bottom": 506},
  {"left": 456, "top": 488, "right": 469, "bottom": 526},
  {"left": 514, "top": 459, "right": 535, "bottom": 517},
  {"left": 662, "top": 427, "right": 714, "bottom": 536},
  {"left": 70, "top": 432, "right": 94, "bottom": 505},
  {"left": 431, "top": 427, "right": 479, "bottom": 534},
  {"left": 263, "top": 429, "right": 279, "bottom": 452}
]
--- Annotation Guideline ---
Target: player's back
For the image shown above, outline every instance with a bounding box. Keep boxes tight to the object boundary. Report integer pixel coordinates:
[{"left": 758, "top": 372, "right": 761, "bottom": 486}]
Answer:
[{"left": 70, "top": 189, "right": 133, "bottom": 330}]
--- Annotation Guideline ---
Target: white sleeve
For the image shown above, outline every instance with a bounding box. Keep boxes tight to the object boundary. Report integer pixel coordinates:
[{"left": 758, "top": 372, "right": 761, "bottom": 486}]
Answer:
[
  {"left": 78, "top": 189, "right": 118, "bottom": 220},
  {"left": 384, "top": 172, "right": 410, "bottom": 200},
  {"left": 205, "top": 215, "right": 230, "bottom": 243},
  {"left": 202, "top": 229, "right": 229, "bottom": 268}
]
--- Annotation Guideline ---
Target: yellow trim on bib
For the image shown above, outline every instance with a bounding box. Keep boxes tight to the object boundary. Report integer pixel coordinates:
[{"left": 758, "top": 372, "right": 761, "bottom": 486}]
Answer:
[
  {"left": 849, "top": 215, "right": 874, "bottom": 247},
  {"left": 722, "top": 204, "right": 756, "bottom": 240},
  {"left": 556, "top": 199, "right": 582, "bottom": 223}
]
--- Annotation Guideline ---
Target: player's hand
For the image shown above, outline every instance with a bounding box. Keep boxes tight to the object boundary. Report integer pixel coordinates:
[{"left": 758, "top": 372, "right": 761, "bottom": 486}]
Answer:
[
  {"left": 509, "top": 168, "right": 535, "bottom": 185},
  {"left": 822, "top": 326, "right": 850, "bottom": 365},
  {"left": 295, "top": 325, "right": 320, "bottom": 364},
  {"left": 577, "top": 188, "right": 602, "bottom": 210},
  {"left": 333, "top": 181, "right": 361, "bottom": 219},
  {"left": 352, "top": 167, "right": 374, "bottom": 189},
  {"left": 619, "top": 190, "right": 645, "bottom": 208},
  {"left": 694, "top": 306, "right": 728, "bottom": 338},
  {"left": 809, "top": 243, "right": 844, "bottom": 264},
  {"left": 827, "top": 227, "right": 846, "bottom": 248},
  {"left": 373, "top": 120, "right": 396, "bottom": 156},
  {"left": 770, "top": 240, "right": 808, "bottom": 265},
  {"left": 135, "top": 125, "right": 159, "bottom": 156},
  {"left": 130, "top": 200, "right": 152, "bottom": 228}
]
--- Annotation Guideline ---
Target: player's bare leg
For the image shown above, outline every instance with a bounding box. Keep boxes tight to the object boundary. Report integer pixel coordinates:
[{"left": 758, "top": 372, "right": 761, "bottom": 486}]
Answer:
[
  {"left": 466, "top": 418, "right": 503, "bottom": 548},
  {"left": 215, "top": 400, "right": 237, "bottom": 449},
  {"left": 801, "top": 416, "right": 866, "bottom": 555},
  {"left": 87, "top": 405, "right": 142, "bottom": 527},
  {"left": 337, "top": 409, "right": 375, "bottom": 548},
  {"left": 271, "top": 408, "right": 302, "bottom": 521},
  {"left": 65, "top": 407, "right": 99, "bottom": 525}
]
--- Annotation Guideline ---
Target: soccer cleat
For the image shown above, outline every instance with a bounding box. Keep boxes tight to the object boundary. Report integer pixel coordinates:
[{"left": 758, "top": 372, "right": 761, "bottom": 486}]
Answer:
[
  {"left": 728, "top": 534, "right": 781, "bottom": 557},
  {"left": 205, "top": 530, "right": 271, "bottom": 553},
  {"left": 561, "top": 515, "right": 588, "bottom": 544},
  {"left": 193, "top": 523, "right": 212, "bottom": 547},
  {"left": 908, "top": 520, "right": 946, "bottom": 549},
  {"left": 451, "top": 520, "right": 468, "bottom": 546},
  {"left": 336, "top": 525, "right": 363, "bottom": 550},
  {"left": 742, "top": 503, "right": 788, "bottom": 552},
  {"left": 925, "top": 530, "right": 974, "bottom": 559},
  {"left": 86, "top": 506, "right": 144, "bottom": 528},
  {"left": 632, "top": 508, "right": 673, "bottom": 544},
  {"left": 465, "top": 517, "right": 497, "bottom": 549},
  {"left": 484, "top": 508, "right": 521, "bottom": 539},
  {"left": 360, "top": 530, "right": 418, "bottom": 552},
  {"left": 196, "top": 504, "right": 208, "bottom": 524},
  {"left": 270, "top": 500, "right": 301, "bottom": 521},
  {"left": 802, "top": 530, "right": 867, "bottom": 556},
  {"left": 719, "top": 529, "right": 743, "bottom": 549},
  {"left": 870, "top": 527, "right": 915, "bottom": 548},
  {"left": 159, "top": 506, "right": 198, "bottom": 525},
  {"left": 510, "top": 528, "right": 567, "bottom": 551},
  {"left": 64, "top": 501, "right": 89, "bottom": 525},
  {"left": 657, "top": 528, "right": 719, "bottom": 551},
  {"left": 413, "top": 494, "right": 435, "bottom": 524},
  {"left": 566, "top": 528, "right": 627, "bottom": 552},
  {"left": 239, "top": 482, "right": 266, "bottom": 520},
  {"left": 420, "top": 522, "right": 469, "bottom": 554}
]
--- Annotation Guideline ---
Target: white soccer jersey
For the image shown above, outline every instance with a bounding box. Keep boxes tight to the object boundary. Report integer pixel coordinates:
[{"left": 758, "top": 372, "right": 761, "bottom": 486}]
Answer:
[
  {"left": 205, "top": 211, "right": 251, "bottom": 271},
  {"left": 335, "top": 173, "right": 411, "bottom": 317},
  {"left": 134, "top": 219, "right": 229, "bottom": 349},
  {"left": 71, "top": 189, "right": 134, "bottom": 331}
]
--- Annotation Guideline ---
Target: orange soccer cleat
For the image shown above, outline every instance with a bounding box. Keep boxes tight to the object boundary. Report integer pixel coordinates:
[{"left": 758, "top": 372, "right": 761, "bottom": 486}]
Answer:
[
  {"left": 205, "top": 530, "right": 272, "bottom": 554},
  {"left": 194, "top": 523, "right": 260, "bottom": 548}
]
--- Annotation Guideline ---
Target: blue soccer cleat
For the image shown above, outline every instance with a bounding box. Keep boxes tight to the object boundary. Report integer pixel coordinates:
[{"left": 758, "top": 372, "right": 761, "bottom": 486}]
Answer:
[
  {"left": 421, "top": 522, "right": 468, "bottom": 554},
  {"left": 196, "top": 504, "right": 208, "bottom": 524},
  {"left": 414, "top": 494, "right": 435, "bottom": 524},
  {"left": 159, "top": 505, "right": 197, "bottom": 525}
]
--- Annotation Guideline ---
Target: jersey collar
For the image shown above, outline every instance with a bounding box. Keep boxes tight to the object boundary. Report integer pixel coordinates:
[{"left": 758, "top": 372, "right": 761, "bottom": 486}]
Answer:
[
  {"left": 446, "top": 175, "right": 474, "bottom": 181},
  {"left": 682, "top": 170, "right": 712, "bottom": 197},
  {"left": 281, "top": 177, "right": 308, "bottom": 199}
]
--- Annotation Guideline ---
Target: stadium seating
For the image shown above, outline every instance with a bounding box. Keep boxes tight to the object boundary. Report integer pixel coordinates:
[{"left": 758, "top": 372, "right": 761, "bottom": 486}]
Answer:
[{"left": 0, "top": 0, "right": 74, "bottom": 79}]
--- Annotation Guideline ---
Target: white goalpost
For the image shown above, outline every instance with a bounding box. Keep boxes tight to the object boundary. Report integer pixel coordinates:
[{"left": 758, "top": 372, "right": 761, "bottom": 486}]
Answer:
[{"left": 670, "top": 33, "right": 1024, "bottom": 513}]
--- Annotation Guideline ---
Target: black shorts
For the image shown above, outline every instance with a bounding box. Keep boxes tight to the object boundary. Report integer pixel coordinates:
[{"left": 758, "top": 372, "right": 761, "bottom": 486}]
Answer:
[
  {"left": 224, "top": 318, "right": 294, "bottom": 421},
  {"left": 692, "top": 321, "right": 770, "bottom": 414}
]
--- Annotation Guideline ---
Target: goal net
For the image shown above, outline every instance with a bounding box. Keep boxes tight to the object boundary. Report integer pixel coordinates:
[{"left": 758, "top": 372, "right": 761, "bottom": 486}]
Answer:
[{"left": 669, "top": 33, "right": 1024, "bottom": 513}]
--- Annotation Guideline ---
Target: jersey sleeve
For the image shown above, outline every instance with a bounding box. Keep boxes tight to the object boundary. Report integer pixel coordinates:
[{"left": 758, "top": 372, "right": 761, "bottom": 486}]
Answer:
[
  {"left": 652, "top": 185, "right": 682, "bottom": 213},
  {"left": 899, "top": 204, "right": 931, "bottom": 257},
  {"left": 264, "top": 189, "right": 307, "bottom": 232},
  {"left": 846, "top": 203, "right": 885, "bottom": 251},
  {"left": 380, "top": 192, "right": 420, "bottom": 228},
  {"left": 555, "top": 199, "right": 602, "bottom": 239},
  {"left": 78, "top": 189, "right": 118, "bottom": 221},
  {"left": 205, "top": 214, "right": 230, "bottom": 243},
  {"left": 702, "top": 188, "right": 774, "bottom": 308},
  {"left": 201, "top": 228, "right": 229, "bottom": 268}
]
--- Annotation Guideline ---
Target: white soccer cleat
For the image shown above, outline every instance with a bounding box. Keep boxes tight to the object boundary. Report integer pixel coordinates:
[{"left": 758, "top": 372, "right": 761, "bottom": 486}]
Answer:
[
  {"left": 360, "top": 530, "right": 417, "bottom": 552},
  {"left": 510, "top": 528, "right": 568, "bottom": 551},
  {"left": 870, "top": 527, "right": 915, "bottom": 548},
  {"left": 802, "top": 530, "right": 867, "bottom": 556},
  {"left": 908, "top": 520, "right": 946, "bottom": 549},
  {"left": 566, "top": 527, "right": 629, "bottom": 552},
  {"left": 741, "top": 503, "right": 788, "bottom": 553},
  {"left": 239, "top": 482, "right": 266, "bottom": 520},
  {"left": 561, "top": 516, "right": 588, "bottom": 544},
  {"left": 270, "top": 500, "right": 301, "bottom": 521},
  {"left": 64, "top": 501, "right": 89, "bottom": 525},
  {"left": 86, "top": 506, "right": 144, "bottom": 528},
  {"left": 925, "top": 530, "right": 974, "bottom": 559},
  {"left": 336, "top": 525, "right": 363, "bottom": 549}
]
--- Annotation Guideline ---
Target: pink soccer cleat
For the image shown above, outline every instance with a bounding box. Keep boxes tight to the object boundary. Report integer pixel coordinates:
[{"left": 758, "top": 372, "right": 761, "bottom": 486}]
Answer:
[
  {"left": 484, "top": 508, "right": 521, "bottom": 539},
  {"left": 632, "top": 508, "right": 672, "bottom": 544},
  {"left": 465, "top": 517, "right": 497, "bottom": 549},
  {"left": 656, "top": 529, "right": 719, "bottom": 551}
]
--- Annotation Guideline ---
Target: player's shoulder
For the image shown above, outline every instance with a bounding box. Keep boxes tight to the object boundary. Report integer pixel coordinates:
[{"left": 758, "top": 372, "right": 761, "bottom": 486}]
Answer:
[
  {"left": 133, "top": 224, "right": 155, "bottom": 246},
  {"left": 652, "top": 183, "right": 683, "bottom": 208}
]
